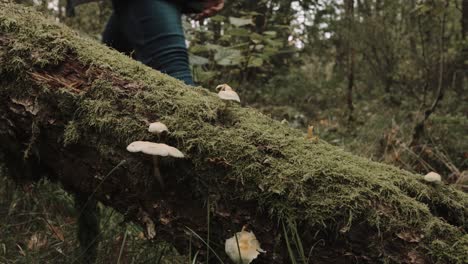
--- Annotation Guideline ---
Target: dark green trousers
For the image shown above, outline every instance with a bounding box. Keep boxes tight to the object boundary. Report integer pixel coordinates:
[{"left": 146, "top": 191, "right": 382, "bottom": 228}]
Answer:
[{"left": 103, "top": 0, "right": 195, "bottom": 85}]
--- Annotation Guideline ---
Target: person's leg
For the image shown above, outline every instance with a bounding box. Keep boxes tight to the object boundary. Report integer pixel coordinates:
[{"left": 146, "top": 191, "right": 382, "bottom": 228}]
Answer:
[
  {"left": 102, "top": 12, "right": 134, "bottom": 56},
  {"left": 115, "top": 0, "right": 194, "bottom": 85}
]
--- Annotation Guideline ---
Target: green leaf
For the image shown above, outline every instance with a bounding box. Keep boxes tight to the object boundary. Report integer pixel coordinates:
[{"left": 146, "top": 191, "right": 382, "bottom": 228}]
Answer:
[
  {"left": 219, "top": 34, "right": 232, "bottom": 42},
  {"left": 264, "top": 46, "right": 280, "bottom": 56},
  {"left": 274, "top": 25, "right": 291, "bottom": 29},
  {"left": 241, "top": 11, "right": 262, "bottom": 16},
  {"left": 193, "top": 67, "right": 217, "bottom": 82},
  {"left": 190, "top": 45, "right": 209, "bottom": 54},
  {"left": 228, "top": 17, "right": 254, "bottom": 27},
  {"left": 250, "top": 33, "right": 264, "bottom": 43},
  {"left": 214, "top": 48, "right": 242, "bottom": 66},
  {"left": 189, "top": 54, "right": 210, "bottom": 66},
  {"left": 265, "top": 38, "right": 284, "bottom": 48},
  {"left": 248, "top": 57, "right": 264, "bottom": 68},
  {"left": 226, "top": 28, "right": 251, "bottom": 37},
  {"left": 205, "top": 43, "right": 223, "bottom": 51},
  {"left": 263, "top": 31, "right": 277, "bottom": 38},
  {"left": 254, "top": 44, "right": 265, "bottom": 51},
  {"left": 210, "top": 15, "right": 225, "bottom": 22}
]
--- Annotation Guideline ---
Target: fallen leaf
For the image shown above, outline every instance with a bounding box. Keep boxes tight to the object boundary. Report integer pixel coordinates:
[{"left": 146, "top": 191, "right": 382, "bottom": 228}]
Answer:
[
  {"left": 407, "top": 250, "right": 426, "bottom": 264},
  {"left": 307, "top": 125, "right": 314, "bottom": 139},
  {"left": 160, "top": 217, "right": 170, "bottom": 225},
  {"left": 17, "top": 244, "right": 26, "bottom": 256},
  {"left": 11, "top": 97, "right": 39, "bottom": 115},
  {"left": 48, "top": 225, "right": 65, "bottom": 241},
  {"left": 140, "top": 212, "right": 156, "bottom": 239},
  {"left": 396, "top": 230, "right": 424, "bottom": 243},
  {"left": 27, "top": 233, "right": 48, "bottom": 251},
  {"left": 207, "top": 157, "right": 231, "bottom": 168}
]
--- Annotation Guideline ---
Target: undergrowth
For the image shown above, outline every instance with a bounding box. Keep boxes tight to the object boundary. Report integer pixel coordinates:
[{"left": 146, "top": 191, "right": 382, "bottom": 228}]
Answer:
[{"left": 0, "top": 171, "right": 182, "bottom": 264}]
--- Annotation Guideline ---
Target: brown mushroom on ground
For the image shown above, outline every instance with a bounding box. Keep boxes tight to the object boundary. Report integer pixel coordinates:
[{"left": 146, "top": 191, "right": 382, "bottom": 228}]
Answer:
[
  {"left": 217, "top": 84, "right": 240, "bottom": 104},
  {"left": 225, "top": 226, "right": 266, "bottom": 264},
  {"left": 127, "top": 141, "right": 184, "bottom": 188},
  {"left": 139, "top": 210, "right": 156, "bottom": 239}
]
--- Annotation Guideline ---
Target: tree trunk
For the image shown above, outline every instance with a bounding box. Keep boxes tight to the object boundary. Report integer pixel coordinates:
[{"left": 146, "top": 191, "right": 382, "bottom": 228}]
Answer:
[
  {"left": 462, "top": 0, "right": 468, "bottom": 39},
  {"left": 0, "top": 3, "right": 467, "bottom": 263},
  {"left": 455, "top": 0, "right": 468, "bottom": 93},
  {"left": 345, "top": 0, "right": 355, "bottom": 121}
]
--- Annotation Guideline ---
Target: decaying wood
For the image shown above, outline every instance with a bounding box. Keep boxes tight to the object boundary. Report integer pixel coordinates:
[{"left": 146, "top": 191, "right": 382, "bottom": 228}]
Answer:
[{"left": 0, "top": 3, "right": 467, "bottom": 263}]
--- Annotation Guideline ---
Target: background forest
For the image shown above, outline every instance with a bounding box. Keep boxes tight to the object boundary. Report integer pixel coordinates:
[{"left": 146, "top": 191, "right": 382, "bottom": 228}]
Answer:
[{"left": 1, "top": 0, "right": 467, "bottom": 263}]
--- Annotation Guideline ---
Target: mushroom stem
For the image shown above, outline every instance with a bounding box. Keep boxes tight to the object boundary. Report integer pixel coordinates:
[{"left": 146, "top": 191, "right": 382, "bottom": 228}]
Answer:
[{"left": 153, "top": 156, "right": 165, "bottom": 189}]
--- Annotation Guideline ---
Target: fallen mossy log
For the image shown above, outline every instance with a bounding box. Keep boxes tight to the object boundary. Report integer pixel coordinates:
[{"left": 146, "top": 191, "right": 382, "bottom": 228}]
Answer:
[{"left": 0, "top": 3, "right": 467, "bottom": 263}]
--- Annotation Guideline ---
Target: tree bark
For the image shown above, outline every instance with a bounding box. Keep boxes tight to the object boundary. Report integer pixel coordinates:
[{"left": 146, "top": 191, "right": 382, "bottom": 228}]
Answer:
[
  {"left": 0, "top": 3, "right": 467, "bottom": 263},
  {"left": 345, "top": 0, "right": 355, "bottom": 121},
  {"left": 455, "top": 0, "right": 468, "bottom": 93},
  {"left": 462, "top": 0, "right": 468, "bottom": 39}
]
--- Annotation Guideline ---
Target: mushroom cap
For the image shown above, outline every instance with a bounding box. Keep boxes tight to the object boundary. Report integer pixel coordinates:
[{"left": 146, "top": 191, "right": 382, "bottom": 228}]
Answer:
[
  {"left": 127, "top": 141, "right": 149, "bottom": 153},
  {"left": 216, "top": 83, "right": 234, "bottom": 92},
  {"left": 126, "top": 141, "right": 184, "bottom": 158},
  {"left": 148, "top": 122, "right": 169, "bottom": 134},
  {"left": 216, "top": 84, "right": 240, "bottom": 103},
  {"left": 225, "top": 230, "right": 265, "bottom": 264},
  {"left": 218, "top": 90, "right": 240, "bottom": 103},
  {"left": 424, "top": 172, "right": 442, "bottom": 183}
]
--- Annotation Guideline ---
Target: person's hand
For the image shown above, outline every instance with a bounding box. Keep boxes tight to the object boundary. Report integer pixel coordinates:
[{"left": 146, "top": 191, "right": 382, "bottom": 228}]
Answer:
[{"left": 195, "top": 0, "right": 224, "bottom": 21}]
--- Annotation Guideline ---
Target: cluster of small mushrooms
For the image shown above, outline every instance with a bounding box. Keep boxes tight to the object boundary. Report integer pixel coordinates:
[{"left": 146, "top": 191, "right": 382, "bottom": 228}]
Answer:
[
  {"left": 125, "top": 84, "right": 241, "bottom": 187},
  {"left": 127, "top": 121, "right": 184, "bottom": 189},
  {"left": 127, "top": 85, "right": 268, "bottom": 263}
]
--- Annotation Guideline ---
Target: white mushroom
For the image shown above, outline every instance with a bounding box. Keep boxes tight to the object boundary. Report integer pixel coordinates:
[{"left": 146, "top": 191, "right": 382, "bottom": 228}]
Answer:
[
  {"left": 127, "top": 141, "right": 184, "bottom": 158},
  {"left": 127, "top": 141, "right": 150, "bottom": 153},
  {"left": 225, "top": 227, "right": 266, "bottom": 264},
  {"left": 216, "top": 84, "right": 234, "bottom": 91},
  {"left": 424, "top": 172, "right": 442, "bottom": 183},
  {"left": 148, "top": 122, "right": 169, "bottom": 134},
  {"left": 126, "top": 141, "right": 184, "bottom": 188},
  {"left": 217, "top": 84, "right": 240, "bottom": 103}
]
